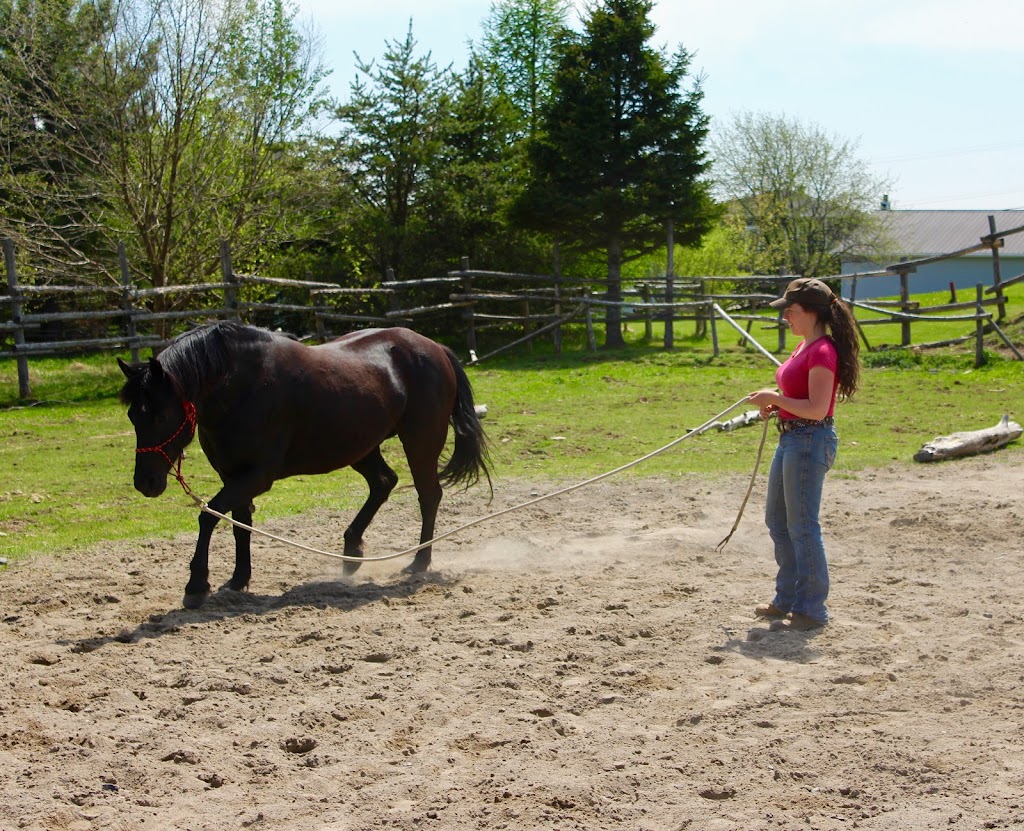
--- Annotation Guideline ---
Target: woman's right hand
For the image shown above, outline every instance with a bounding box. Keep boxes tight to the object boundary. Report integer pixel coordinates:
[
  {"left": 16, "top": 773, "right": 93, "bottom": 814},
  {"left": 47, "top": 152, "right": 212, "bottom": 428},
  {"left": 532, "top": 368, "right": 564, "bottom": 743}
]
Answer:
[{"left": 748, "top": 388, "right": 779, "bottom": 419}]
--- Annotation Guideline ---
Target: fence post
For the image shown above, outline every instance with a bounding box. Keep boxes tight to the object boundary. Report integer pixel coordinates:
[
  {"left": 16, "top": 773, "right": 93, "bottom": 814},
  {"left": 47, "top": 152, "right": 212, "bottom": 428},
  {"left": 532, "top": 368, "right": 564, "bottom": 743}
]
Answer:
[
  {"left": 664, "top": 219, "right": 674, "bottom": 350},
  {"left": 584, "top": 290, "right": 596, "bottom": 352},
  {"left": 552, "top": 240, "right": 562, "bottom": 356},
  {"left": 641, "top": 283, "right": 652, "bottom": 340},
  {"left": 709, "top": 302, "right": 719, "bottom": 358},
  {"left": 460, "top": 257, "right": 476, "bottom": 356},
  {"left": 118, "top": 242, "right": 140, "bottom": 362},
  {"left": 898, "top": 267, "right": 912, "bottom": 346},
  {"left": 386, "top": 268, "right": 400, "bottom": 321},
  {"left": 846, "top": 275, "right": 869, "bottom": 350},
  {"left": 975, "top": 283, "right": 986, "bottom": 368},
  {"left": 695, "top": 278, "right": 707, "bottom": 338},
  {"left": 311, "top": 270, "right": 326, "bottom": 341},
  {"left": 987, "top": 215, "right": 1006, "bottom": 322},
  {"left": 220, "top": 240, "right": 239, "bottom": 320},
  {"left": 3, "top": 238, "right": 31, "bottom": 399}
]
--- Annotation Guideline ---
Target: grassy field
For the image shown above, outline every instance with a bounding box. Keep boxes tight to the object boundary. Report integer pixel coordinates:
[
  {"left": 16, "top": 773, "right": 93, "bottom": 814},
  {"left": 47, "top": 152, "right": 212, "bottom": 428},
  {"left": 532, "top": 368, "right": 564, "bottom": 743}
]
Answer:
[{"left": 2, "top": 286, "right": 1022, "bottom": 562}]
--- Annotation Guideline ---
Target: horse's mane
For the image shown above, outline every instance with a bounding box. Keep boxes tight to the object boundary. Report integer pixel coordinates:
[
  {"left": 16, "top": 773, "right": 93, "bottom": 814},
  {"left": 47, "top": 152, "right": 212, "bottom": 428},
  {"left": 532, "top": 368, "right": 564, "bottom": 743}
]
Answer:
[{"left": 125, "top": 321, "right": 274, "bottom": 403}]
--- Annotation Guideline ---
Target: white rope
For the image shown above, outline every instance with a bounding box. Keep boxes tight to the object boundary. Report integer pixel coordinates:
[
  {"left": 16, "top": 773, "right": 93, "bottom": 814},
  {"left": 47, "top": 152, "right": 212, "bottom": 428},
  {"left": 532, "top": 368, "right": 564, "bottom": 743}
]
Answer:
[
  {"left": 185, "top": 395, "right": 755, "bottom": 565},
  {"left": 715, "top": 413, "right": 772, "bottom": 552}
]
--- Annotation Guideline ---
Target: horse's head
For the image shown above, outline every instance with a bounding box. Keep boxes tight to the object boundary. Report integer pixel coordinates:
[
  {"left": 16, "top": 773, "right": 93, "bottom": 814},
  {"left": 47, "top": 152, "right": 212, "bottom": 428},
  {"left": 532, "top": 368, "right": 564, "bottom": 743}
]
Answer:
[{"left": 118, "top": 357, "right": 196, "bottom": 498}]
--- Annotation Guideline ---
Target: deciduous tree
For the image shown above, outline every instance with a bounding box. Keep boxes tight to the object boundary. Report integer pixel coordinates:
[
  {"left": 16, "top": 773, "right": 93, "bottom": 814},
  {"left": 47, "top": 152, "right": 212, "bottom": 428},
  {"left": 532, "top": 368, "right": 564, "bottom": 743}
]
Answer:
[
  {"left": 101, "top": 0, "right": 331, "bottom": 293},
  {"left": 0, "top": 0, "right": 331, "bottom": 297},
  {"left": 0, "top": 0, "right": 118, "bottom": 279},
  {"left": 711, "top": 111, "right": 890, "bottom": 278}
]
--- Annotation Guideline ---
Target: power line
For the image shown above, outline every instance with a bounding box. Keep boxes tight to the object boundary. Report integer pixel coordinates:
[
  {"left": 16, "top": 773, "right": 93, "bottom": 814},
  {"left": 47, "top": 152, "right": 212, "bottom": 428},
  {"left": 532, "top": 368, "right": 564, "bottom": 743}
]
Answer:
[{"left": 872, "top": 138, "right": 1024, "bottom": 165}]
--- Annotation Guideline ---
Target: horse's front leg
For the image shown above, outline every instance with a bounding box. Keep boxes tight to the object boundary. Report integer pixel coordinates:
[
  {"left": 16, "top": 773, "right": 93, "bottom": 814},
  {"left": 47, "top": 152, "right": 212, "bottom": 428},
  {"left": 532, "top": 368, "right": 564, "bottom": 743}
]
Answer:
[
  {"left": 185, "top": 506, "right": 220, "bottom": 609},
  {"left": 183, "top": 481, "right": 263, "bottom": 609}
]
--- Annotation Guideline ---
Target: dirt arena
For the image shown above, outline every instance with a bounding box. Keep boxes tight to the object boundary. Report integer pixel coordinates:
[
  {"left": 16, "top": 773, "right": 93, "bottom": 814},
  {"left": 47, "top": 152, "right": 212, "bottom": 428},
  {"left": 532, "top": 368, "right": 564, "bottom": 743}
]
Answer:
[{"left": 2, "top": 453, "right": 1023, "bottom": 831}]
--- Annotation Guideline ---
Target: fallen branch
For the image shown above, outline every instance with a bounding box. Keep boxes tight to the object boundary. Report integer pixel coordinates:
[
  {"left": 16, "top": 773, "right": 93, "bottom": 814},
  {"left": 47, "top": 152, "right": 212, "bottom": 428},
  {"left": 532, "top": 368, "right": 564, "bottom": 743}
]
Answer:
[{"left": 913, "top": 415, "right": 1022, "bottom": 462}]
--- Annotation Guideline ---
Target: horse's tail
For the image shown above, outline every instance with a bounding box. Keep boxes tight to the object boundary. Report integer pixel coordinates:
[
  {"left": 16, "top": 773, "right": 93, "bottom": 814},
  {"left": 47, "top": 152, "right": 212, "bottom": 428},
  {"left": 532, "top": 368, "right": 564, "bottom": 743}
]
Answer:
[{"left": 439, "top": 346, "right": 493, "bottom": 497}]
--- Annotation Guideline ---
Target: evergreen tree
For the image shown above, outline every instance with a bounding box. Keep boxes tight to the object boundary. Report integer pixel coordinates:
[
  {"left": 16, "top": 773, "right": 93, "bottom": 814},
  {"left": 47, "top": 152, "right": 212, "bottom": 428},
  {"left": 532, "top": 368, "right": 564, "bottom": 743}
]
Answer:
[
  {"left": 335, "top": 22, "right": 451, "bottom": 278},
  {"left": 416, "top": 52, "right": 548, "bottom": 276},
  {"left": 480, "top": 0, "right": 571, "bottom": 140},
  {"left": 513, "top": 0, "right": 716, "bottom": 346}
]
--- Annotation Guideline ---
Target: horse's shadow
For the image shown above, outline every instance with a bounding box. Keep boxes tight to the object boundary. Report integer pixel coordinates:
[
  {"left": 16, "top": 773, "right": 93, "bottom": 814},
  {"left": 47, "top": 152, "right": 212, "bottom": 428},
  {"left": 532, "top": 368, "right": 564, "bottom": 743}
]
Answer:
[{"left": 64, "top": 571, "right": 458, "bottom": 654}]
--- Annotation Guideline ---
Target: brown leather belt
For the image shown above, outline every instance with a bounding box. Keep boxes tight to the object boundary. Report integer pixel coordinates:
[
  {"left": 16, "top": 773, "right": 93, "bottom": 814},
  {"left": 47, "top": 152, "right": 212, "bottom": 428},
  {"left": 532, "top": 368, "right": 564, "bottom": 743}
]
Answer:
[{"left": 777, "top": 416, "right": 834, "bottom": 433}]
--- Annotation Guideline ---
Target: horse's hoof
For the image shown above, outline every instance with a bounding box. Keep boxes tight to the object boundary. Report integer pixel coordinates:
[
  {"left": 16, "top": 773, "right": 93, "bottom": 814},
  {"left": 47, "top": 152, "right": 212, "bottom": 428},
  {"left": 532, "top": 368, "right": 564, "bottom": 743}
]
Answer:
[
  {"left": 342, "top": 560, "right": 363, "bottom": 576},
  {"left": 401, "top": 561, "right": 430, "bottom": 575},
  {"left": 182, "top": 592, "right": 208, "bottom": 610}
]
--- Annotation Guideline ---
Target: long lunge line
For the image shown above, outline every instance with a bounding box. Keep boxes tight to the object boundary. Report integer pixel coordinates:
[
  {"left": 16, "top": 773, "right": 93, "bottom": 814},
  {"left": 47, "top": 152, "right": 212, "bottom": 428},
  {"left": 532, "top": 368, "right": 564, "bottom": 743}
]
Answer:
[{"left": 188, "top": 395, "right": 755, "bottom": 566}]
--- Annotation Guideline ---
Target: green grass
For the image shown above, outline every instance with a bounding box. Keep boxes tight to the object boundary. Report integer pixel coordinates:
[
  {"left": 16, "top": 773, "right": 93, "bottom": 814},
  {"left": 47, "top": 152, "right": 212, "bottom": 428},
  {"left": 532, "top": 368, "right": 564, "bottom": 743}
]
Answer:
[{"left": 1, "top": 286, "right": 1022, "bottom": 562}]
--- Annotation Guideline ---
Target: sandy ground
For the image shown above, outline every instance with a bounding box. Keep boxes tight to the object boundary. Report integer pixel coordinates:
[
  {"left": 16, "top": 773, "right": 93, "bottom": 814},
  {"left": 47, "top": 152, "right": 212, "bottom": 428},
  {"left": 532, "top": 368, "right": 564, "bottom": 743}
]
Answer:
[{"left": 2, "top": 453, "right": 1024, "bottom": 831}]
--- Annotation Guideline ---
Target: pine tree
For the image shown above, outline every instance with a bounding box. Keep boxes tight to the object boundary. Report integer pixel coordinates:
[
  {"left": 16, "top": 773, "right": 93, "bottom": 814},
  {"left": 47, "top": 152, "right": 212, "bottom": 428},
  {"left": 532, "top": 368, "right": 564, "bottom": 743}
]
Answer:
[{"left": 513, "top": 0, "right": 715, "bottom": 346}]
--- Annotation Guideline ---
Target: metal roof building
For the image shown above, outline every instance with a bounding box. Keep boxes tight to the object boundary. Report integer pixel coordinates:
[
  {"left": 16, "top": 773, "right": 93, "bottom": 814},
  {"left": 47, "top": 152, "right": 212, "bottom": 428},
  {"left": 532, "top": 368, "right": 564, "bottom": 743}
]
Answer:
[{"left": 841, "top": 210, "right": 1024, "bottom": 299}]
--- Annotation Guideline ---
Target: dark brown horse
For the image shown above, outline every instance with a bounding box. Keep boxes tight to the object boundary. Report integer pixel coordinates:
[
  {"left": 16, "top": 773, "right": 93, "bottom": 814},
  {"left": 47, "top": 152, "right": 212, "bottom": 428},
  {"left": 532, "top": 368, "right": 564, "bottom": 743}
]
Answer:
[{"left": 118, "top": 321, "right": 490, "bottom": 609}]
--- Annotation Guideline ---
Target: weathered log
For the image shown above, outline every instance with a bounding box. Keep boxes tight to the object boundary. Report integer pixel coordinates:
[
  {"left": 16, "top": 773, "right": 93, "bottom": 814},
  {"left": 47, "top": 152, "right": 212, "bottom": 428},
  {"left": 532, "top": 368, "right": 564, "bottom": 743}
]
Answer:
[
  {"left": 720, "top": 410, "right": 763, "bottom": 432},
  {"left": 913, "top": 415, "right": 1022, "bottom": 462},
  {"left": 692, "top": 409, "right": 762, "bottom": 436}
]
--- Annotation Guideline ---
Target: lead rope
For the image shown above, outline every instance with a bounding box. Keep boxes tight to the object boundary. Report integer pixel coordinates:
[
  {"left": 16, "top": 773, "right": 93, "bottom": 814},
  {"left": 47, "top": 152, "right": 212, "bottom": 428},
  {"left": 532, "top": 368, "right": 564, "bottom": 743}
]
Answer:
[
  {"left": 715, "top": 413, "right": 773, "bottom": 552},
  {"left": 175, "top": 395, "right": 757, "bottom": 565}
]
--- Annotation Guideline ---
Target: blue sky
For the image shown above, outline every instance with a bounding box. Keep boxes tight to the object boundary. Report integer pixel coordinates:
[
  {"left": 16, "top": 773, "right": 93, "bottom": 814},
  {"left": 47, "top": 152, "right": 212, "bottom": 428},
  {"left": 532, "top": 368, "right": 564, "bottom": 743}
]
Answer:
[{"left": 294, "top": 0, "right": 1024, "bottom": 212}]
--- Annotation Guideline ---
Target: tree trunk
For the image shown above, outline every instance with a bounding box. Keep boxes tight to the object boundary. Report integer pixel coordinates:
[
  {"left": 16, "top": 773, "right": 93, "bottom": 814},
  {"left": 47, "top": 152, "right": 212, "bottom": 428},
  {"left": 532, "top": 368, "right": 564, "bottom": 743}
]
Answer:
[{"left": 605, "top": 238, "right": 625, "bottom": 348}]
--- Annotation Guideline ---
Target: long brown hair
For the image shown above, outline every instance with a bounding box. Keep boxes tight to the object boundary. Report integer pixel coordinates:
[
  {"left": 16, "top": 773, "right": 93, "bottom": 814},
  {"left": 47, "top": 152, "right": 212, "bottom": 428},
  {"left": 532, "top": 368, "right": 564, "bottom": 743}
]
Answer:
[{"left": 811, "top": 299, "right": 860, "bottom": 400}]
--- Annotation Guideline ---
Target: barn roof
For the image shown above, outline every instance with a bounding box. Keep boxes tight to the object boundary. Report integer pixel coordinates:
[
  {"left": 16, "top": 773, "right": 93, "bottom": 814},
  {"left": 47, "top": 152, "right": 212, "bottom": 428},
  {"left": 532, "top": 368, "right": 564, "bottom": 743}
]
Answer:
[{"left": 876, "top": 210, "right": 1024, "bottom": 258}]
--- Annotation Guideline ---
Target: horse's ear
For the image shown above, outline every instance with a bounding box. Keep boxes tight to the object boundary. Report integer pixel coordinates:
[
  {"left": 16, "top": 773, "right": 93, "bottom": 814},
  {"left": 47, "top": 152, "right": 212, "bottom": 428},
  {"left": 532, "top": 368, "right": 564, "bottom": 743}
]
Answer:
[
  {"left": 117, "top": 357, "right": 142, "bottom": 379},
  {"left": 147, "top": 357, "right": 165, "bottom": 380}
]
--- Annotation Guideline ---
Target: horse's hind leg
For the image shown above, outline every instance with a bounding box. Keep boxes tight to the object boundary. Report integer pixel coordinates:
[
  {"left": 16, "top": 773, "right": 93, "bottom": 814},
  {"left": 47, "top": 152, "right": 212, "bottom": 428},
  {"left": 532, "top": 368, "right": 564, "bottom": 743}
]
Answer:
[
  {"left": 227, "top": 502, "right": 254, "bottom": 593},
  {"left": 401, "top": 441, "right": 444, "bottom": 574},
  {"left": 343, "top": 447, "right": 399, "bottom": 575}
]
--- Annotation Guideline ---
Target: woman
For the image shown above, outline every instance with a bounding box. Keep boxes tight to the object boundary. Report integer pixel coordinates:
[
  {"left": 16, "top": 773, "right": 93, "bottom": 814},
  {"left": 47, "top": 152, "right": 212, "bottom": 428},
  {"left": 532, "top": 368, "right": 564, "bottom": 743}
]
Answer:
[{"left": 747, "top": 277, "right": 861, "bottom": 632}]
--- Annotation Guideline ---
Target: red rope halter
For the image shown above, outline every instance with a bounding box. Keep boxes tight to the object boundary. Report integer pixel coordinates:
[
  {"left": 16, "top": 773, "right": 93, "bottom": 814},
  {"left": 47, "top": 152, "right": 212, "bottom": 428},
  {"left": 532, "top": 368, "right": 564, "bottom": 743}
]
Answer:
[{"left": 135, "top": 401, "right": 198, "bottom": 497}]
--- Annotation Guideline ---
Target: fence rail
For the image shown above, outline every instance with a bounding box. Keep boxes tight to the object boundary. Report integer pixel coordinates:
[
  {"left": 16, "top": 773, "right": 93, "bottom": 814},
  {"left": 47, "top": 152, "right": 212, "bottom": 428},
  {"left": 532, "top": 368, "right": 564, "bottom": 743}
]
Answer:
[{"left": 3, "top": 216, "right": 1023, "bottom": 399}]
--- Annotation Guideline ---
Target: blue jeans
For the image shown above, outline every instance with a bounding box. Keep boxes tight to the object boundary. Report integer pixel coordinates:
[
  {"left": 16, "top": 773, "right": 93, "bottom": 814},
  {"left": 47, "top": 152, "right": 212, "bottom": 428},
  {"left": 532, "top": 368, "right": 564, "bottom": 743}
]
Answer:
[{"left": 764, "top": 424, "right": 838, "bottom": 623}]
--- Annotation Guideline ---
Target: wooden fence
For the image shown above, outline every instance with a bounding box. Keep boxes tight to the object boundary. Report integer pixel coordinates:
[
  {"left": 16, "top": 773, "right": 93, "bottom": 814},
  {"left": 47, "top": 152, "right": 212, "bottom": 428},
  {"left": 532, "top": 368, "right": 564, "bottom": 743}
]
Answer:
[{"left": 3, "top": 217, "right": 1023, "bottom": 399}]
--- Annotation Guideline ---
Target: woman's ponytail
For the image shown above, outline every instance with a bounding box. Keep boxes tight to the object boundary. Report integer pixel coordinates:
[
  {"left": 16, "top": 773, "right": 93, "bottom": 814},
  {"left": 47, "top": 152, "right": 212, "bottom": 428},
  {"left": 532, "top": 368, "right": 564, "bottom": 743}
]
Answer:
[{"left": 826, "top": 300, "right": 861, "bottom": 400}]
